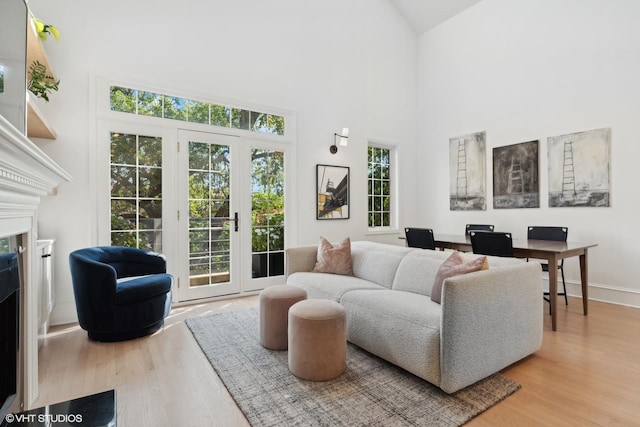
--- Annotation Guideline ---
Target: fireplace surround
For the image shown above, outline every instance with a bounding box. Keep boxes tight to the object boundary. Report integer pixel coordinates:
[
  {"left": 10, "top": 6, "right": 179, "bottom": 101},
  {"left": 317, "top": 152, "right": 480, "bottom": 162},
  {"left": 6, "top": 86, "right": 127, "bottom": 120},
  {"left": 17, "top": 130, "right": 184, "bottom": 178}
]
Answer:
[
  {"left": 0, "top": 245, "right": 21, "bottom": 419},
  {"left": 0, "top": 114, "right": 71, "bottom": 410}
]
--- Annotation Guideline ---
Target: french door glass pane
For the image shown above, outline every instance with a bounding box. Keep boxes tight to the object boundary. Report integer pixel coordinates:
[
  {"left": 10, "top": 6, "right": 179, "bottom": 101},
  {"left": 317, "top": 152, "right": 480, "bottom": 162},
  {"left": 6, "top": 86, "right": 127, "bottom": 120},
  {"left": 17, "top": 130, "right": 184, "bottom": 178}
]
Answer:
[
  {"left": 188, "top": 141, "right": 231, "bottom": 287},
  {"left": 251, "top": 149, "right": 285, "bottom": 278}
]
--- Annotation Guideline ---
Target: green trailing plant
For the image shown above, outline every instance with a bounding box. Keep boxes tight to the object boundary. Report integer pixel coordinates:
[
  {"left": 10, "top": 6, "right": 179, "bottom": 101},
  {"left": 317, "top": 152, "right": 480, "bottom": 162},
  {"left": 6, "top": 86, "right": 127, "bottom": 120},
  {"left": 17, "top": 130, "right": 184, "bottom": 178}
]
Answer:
[
  {"left": 32, "top": 17, "right": 60, "bottom": 42},
  {"left": 28, "top": 61, "right": 60, "bottom": 102}
]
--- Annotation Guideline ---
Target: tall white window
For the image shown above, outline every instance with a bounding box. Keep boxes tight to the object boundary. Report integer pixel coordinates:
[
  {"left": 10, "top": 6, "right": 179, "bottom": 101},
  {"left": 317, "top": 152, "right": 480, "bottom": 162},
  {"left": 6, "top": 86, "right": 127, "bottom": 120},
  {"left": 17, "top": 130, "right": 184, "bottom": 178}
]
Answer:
[
  {"left": 368, "top": 145, "right": 392, "bottom": 229},
  {"left": 110, "top": 132, "right": 163, "bottom": 252}
]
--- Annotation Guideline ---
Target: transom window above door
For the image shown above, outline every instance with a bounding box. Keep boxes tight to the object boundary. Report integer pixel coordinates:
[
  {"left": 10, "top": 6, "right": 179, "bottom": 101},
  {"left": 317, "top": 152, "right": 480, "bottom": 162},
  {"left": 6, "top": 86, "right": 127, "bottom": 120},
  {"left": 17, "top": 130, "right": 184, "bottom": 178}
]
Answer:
[{"left": 109, "top": 86, "right": 285, "bottom": 136}]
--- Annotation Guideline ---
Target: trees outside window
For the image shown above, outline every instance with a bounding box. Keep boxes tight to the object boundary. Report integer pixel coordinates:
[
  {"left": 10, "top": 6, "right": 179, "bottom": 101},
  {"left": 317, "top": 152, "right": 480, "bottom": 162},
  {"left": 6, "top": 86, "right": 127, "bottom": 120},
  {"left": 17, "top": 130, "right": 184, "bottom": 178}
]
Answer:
[
  {"left": 368, "top": 145, "right": 392, "bottom": 229},
  {"left": 110, "top": 133, "right": 163, "bottom": 252},
  {"left": 251, "top": 149, "right": 285, "bottom": 278},
  {"left": 110, "top": 86, "right": 284, "bottom": 135}
]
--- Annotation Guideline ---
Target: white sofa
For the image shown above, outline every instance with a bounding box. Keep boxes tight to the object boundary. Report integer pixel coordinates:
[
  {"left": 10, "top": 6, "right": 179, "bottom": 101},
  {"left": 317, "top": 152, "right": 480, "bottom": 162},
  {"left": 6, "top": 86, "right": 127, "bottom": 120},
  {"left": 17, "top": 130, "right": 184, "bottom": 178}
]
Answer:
[{"left": 285, "top": 240, "right": 543, "bottom": 393}]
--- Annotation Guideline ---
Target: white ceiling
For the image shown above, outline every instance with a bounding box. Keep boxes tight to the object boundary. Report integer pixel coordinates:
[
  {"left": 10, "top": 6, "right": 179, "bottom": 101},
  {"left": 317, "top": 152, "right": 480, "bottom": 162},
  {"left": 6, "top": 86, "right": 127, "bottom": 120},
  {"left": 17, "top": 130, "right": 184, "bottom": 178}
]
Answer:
[{"left": 388, "top": 0, "right": 483, "bottom": 35}]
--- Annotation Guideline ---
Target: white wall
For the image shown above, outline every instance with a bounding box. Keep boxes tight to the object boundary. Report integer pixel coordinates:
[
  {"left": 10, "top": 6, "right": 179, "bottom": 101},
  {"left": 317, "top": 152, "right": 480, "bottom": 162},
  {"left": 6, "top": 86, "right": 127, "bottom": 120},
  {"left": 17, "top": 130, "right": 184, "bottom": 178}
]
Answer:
[
  {"left": 27, "top": 0, "right": 418, "bottom": 323},
  {"left": 417, "top": 0, "right": 640, "bottom": 307}
]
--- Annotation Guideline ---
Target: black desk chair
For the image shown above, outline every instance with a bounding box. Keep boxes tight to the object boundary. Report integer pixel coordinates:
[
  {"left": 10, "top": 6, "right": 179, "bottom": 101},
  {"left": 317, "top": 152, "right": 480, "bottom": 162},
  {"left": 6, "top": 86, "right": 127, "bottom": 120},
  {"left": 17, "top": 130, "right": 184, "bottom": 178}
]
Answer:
[
  {"left": 465, "top": 224, "right": 495, "bottom": 236},
  {"left": 470, "top": 231, "right": 513, "bottom": 257},
  {"left": 528, "top": 226, "right": 569, "bottom": 311},
  {"left": 404, "top": 227, "right": 436, "bottom": 250}
]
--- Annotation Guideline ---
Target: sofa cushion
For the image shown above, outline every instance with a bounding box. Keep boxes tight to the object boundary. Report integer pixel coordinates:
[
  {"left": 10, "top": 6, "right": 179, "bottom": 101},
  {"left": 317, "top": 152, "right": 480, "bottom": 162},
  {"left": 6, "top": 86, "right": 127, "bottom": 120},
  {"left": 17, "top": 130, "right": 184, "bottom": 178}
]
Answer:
[
  {"left": 430, "top": 251, "right": 488, "bottom": 304},
  {"left": 340, "top": 289, "right": 441, "bottom": 386},
  {"left": 350, "top": 241, "right": 413, "bottom": 289},
  {"left": 287, "top": 272, "right": 386, "bottom": 302},
  {"left": 391, "top": 249, "right": 452, "bottom": 296},
  {"left": 313, "top": 236, "right": 353, "bottom": 275},
  {"left": 115, "top": 273, "right": 173, "bottom": 305}
]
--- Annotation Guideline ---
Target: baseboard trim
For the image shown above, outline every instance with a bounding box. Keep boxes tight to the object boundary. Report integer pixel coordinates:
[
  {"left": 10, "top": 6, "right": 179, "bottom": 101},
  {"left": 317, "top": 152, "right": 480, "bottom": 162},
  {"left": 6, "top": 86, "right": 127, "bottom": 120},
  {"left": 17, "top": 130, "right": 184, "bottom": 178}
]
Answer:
[
  {"left": 49, "top": 301, "right": 79, "bottom": 326},
  {"left": 545, "top": 279, "right": 640, "bottom": 310}
]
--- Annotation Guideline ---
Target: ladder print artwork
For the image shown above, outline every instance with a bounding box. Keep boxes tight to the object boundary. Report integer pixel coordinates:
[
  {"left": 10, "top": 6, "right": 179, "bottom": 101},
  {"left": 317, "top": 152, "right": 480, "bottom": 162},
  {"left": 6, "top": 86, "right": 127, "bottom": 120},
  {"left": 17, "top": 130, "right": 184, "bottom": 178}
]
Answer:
[
  {"left": 547, "top": 128, "right": 611, "bottom": 208},
  {"left": 449, "top": 131, "right": 486, "bottom": 211},
  {"left": 561, "top": 141, "right": 577, "bottom": 201},
  {"left": 492, "top": 140, "right": 539, "bottom": 209},
  {"left": 455, "top": 139, "right": 467, "bottom": 200}
]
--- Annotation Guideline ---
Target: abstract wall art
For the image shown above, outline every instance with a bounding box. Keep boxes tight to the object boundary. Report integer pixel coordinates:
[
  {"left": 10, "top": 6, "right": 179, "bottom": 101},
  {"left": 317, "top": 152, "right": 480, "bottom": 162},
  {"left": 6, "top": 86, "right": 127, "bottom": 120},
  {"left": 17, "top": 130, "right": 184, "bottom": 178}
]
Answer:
[
  {"left": 493, "top": 140, "right": 539, "bottom": 209},
  {"left": 547, "top": 128, "right": 611, "bottom": 207},
  {"left": 449, "top": 131, "right": 486, "bottom": 210}
]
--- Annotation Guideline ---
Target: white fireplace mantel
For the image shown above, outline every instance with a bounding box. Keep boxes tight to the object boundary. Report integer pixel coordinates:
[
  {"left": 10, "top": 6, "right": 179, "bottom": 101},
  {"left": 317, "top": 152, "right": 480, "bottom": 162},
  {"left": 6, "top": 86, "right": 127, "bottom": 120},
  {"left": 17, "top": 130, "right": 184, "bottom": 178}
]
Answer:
[
  {"left": 0, "top": 113, "right": 72, "bottom": 409},
  {"left": 0, "top": 115, "right": 71, "bottom": 198}
]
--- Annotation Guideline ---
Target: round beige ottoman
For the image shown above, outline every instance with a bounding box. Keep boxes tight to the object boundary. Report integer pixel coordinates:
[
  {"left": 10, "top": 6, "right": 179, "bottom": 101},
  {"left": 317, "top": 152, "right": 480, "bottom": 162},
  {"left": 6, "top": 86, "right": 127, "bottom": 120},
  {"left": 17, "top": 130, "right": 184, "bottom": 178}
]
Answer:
[
  {"left": 259, "top": 285, "right": 307, "bottom": 350},
  {"left": 288, "top": 299, "right": 347, "bottom": 381}
]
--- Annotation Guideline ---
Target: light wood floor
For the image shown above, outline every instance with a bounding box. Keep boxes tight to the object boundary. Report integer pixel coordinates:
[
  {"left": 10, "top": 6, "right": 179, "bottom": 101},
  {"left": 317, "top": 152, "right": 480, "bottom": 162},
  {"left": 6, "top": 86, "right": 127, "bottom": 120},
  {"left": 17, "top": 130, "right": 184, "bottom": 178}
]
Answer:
[{"left": 35, "top": 296, "right": 640, "bottom": 426}]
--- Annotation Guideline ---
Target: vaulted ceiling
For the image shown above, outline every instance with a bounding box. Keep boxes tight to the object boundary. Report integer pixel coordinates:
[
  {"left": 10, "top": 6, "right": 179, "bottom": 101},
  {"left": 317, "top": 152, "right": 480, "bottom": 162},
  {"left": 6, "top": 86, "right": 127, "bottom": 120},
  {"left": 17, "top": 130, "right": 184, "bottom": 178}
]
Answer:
[{"left": 388, "top": 0, "right": 482, "bottom": 35}]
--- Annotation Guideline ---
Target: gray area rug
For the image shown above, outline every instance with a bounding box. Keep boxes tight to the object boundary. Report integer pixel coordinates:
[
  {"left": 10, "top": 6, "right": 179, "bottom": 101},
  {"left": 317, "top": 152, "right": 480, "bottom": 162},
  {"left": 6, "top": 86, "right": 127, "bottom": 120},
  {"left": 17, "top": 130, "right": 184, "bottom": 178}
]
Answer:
[{"left": 186, "top": 308, "right": 520, "bottom": 427}]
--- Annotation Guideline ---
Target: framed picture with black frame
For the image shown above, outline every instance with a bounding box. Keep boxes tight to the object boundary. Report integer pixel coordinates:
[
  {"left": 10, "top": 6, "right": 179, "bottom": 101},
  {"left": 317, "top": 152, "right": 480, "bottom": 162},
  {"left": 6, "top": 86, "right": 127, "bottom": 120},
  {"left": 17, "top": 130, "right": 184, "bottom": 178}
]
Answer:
[{"left": 316, "top": 164, "right": 349, "bottom": 220}]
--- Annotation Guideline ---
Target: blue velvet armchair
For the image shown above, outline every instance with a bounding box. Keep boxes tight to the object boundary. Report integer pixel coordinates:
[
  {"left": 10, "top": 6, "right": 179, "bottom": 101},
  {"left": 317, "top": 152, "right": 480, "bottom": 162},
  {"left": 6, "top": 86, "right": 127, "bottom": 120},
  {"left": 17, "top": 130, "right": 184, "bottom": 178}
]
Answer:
[{"left": 69, "top": 246, "right": 173, "bottom": 342}]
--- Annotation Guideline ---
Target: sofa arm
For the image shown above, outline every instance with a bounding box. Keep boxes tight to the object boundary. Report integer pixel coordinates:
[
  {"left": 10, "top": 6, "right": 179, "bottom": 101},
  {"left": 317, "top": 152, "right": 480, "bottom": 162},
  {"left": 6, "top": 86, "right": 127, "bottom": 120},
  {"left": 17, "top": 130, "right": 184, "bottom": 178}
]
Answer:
[
  {"left": 285, "top": 245, "right": 318, "bottom": 277},
  {"left": 439, "top": 261, "right": 543, "bottom": 393}
]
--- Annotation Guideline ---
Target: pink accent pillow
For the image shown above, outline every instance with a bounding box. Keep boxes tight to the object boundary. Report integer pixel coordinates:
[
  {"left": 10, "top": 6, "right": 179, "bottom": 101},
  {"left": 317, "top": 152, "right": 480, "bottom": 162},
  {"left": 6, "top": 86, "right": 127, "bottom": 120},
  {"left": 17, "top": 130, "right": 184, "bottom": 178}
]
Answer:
[
  {"left": 312, "top": 237, "right": 354, "bottom": 276},
  {"left": 431, "top": 251, "right": 488, "bottom": 304}
]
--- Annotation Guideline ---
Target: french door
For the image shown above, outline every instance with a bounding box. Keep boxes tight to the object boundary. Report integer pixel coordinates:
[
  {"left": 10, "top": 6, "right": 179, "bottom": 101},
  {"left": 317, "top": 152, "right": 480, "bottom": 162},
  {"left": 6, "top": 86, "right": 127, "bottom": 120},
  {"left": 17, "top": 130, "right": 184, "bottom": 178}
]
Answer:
[
  {"left": 176, "top": 130, "right": 287, "bottom": 301},
  {"left": 104, "top": 120, "right": 288, "bottom": 302},
  {"left": 177, "top": 130, "right": 242, "bottom": 300}
]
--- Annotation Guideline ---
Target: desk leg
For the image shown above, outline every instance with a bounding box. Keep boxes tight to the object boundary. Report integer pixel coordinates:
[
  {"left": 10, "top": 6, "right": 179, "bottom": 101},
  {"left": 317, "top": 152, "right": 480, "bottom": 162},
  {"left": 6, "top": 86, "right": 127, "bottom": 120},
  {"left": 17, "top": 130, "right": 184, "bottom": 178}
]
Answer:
[
  {"left": 548, "top": 255, "right": 559, "bottom": 331},
  {"left": 580, "top": 250, "right": 589, "bottom": 315}
]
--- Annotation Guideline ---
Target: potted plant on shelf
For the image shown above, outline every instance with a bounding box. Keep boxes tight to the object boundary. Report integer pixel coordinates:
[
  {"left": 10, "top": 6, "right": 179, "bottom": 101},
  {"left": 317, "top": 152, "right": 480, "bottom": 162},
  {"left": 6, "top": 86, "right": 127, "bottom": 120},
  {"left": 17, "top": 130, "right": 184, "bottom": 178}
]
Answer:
[
  {"left": 28, "top": 61, "right": 59, "bottom": 102},
  {"left": 32, "top": 17, "right": 60, "bottom": 42},
  {"left": 28, "top": 15, "right": 60, "bottom": 102}
]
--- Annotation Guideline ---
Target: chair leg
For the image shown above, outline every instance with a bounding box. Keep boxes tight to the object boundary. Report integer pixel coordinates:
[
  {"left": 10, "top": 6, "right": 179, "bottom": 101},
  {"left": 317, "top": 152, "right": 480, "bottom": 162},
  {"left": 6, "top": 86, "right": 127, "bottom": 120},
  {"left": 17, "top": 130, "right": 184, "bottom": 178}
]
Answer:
[
  {"left": 545, "top": 268, "right": 568, "bottom": 315},
  {"left": 560, "top": 266, "right": 568, "bottom": 306},
  {"left": 540, "top": 262, "right": 552, "bottom": 315}
]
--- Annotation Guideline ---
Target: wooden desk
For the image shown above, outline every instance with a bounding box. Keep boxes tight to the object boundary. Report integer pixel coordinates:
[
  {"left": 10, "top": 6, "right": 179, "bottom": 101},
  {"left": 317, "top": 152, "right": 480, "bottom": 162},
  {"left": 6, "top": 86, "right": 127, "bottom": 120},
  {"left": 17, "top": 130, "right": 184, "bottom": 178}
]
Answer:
[{"left": 432, "top": 234, "right": 598, "bottom": 331}]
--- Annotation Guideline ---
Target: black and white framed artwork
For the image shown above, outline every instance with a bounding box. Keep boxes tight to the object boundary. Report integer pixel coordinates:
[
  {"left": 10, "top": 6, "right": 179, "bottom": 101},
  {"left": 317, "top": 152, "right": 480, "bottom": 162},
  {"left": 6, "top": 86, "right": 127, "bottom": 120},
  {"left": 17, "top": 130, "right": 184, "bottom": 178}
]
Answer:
[{"left": 316, "top": 164, "right": 349, "bottom": 219}]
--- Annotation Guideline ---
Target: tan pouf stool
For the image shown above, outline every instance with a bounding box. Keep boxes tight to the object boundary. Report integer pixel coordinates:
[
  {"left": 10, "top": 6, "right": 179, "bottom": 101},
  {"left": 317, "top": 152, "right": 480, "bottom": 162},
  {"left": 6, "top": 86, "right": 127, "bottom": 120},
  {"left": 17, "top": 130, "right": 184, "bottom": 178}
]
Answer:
[
  {"left": 259, "top": 285, "right": 307, "bottom": 350},
  {"left": 288, "top": 299, "right": 347, "bottom": 381}
]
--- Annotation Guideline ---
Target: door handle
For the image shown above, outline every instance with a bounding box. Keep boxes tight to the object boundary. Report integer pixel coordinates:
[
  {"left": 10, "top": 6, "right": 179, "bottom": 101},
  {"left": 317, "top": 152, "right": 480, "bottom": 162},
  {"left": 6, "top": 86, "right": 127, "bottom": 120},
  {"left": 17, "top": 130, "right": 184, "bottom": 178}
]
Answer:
[{"left": 229, "top": 212, "right": 238, "bottom": 232}]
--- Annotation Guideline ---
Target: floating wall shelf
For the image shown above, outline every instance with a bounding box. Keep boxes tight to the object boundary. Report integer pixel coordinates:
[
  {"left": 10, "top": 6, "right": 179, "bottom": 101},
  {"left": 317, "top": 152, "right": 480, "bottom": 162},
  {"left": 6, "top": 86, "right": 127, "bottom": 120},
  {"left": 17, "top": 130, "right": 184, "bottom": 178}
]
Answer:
[{"left": 25, "top": 17, "right": 57, "bottom": 140}]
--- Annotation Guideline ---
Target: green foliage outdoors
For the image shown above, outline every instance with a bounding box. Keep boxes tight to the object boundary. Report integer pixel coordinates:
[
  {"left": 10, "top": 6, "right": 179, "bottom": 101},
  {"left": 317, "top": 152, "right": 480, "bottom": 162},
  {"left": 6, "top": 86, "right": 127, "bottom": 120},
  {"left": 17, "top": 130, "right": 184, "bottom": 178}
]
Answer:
[
  {"left": 109, "top": 86, "right": 284, "bottom": 135},
  {"left": 109, "top": 90, "right": 286, "bottom": 279},
  {"left": 110, "top": 133, "right": 163, "bottom": 251},
  {"left": 110, "top": 136, "right": 285, "bottom": 277},
  {"left": 251, "top": 150, "right": 285, "bottom": 253},
  {"left": 368, "top": 146, "right": 391, "bottom": 228}
]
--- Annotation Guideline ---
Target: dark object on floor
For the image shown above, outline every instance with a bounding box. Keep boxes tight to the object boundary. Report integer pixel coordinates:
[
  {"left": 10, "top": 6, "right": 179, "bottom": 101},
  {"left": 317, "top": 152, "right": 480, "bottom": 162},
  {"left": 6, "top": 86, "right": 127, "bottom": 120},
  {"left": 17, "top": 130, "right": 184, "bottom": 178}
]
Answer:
[{"left": 69, "top": 246, "right": 172, "bottom": 341}]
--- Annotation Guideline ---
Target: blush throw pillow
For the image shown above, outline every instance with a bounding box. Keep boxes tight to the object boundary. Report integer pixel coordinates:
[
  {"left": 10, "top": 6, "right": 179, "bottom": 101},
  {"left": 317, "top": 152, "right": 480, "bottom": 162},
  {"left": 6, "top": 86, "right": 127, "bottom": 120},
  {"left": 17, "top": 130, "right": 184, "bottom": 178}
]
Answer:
[
  {"left": 312, "top": 236, "right": 354, "bottom": 276},
  {"left": 430, "top": 251, "right": 488, "bottom": 304}
]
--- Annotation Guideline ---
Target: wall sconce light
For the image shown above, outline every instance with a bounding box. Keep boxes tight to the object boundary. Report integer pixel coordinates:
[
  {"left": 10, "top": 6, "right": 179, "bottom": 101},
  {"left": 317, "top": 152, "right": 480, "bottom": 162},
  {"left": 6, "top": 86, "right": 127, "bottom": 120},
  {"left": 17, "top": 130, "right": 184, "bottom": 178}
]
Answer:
[{"left": 330, "top": 127, "right": 349, "bottom": 154}]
